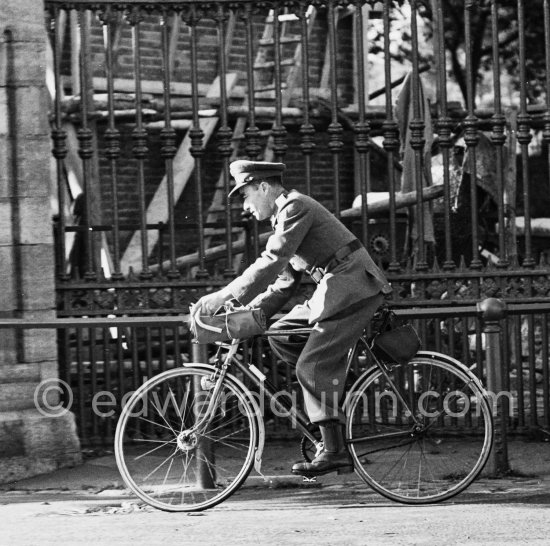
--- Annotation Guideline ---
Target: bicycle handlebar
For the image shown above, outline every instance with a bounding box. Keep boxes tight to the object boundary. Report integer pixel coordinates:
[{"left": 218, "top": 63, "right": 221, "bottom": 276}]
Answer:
[{"left": 190, "top": 308, "right": 223, "bottom": 334}]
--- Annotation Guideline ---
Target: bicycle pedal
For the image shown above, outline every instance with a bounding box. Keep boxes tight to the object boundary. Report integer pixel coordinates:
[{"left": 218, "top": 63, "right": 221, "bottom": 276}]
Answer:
[{"left": 302, "top": 476, "right": 317, "bottom": 483}]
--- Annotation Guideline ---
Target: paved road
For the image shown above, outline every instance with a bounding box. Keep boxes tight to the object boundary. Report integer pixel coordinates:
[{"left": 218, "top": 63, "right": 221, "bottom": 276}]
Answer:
[
  {"left": 2, "top": 474, "right": 549, "bottom": 545},
  {"left": 2, "top": 439, "right": 550, "bottom": 545}
]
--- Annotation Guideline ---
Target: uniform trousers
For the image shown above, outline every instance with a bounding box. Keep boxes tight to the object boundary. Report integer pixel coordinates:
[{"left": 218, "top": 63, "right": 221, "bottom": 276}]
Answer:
[{"left": 268, "top": 292, "right": 384, "bottom": 423}]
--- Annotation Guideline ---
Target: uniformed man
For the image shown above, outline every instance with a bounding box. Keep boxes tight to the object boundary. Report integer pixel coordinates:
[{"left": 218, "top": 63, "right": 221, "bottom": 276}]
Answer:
[{"left": 192, "top": 160, "right": 391, "bottom": 477}]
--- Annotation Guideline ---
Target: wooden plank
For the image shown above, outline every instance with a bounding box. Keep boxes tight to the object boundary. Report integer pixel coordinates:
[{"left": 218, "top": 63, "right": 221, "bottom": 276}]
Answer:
[
  {"left": 120, "top": 116, "right": 218, "bottom": 273},
  {"left": 82, "top": 76, "right": 212, "bottom": 97},
  {"left": 352, "top": 5, "right": 371, "bottom": 109},
  {"left": 206, "top": 73, "right": 239, "bottom": 100},
  {"left": 168, "top": 13, "right": 181, "bottom": 78},
  {"left": 80, "top": 72, "right": 238, "bottom": 101},
  {"left": 45, "top": 11, "right": 66, "bottom": 102},
  {"left": 504, "top": 217, "right": 550, "bottom": 238},
  {"left": 320, "top": 10, "right": 340, "bottom": 91},
  {"left": 505, "top": 108, "right": 518, "bottom": 262},
  {"left": 144, "top": 119, "right": 193, "bottom": 130},
  {"left": 202, "top": 116, "right": 247, "bottom": 250},
  {"left": 225, "top": 12, "right": 236, "bottom": 57},
  {"left": 280, "top": 8, "right": 317, "bottom": 111},
  {"left": 152, "top": 231, "right": 272, "bottom": 271},
  {"left": 70, "top": 11, "right": 80, "bottom": 95},
  {"left": 341, "top": 185, "right": 444, "bottom": 218}
]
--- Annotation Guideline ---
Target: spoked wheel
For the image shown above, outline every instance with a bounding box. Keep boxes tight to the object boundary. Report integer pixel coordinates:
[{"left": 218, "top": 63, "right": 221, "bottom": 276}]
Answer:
[
  {"left": 115, "top": 366, "right": 258, "bottom": 512},
  {"left": 345, "top": 352, "right": 494, "bottom": 504}
]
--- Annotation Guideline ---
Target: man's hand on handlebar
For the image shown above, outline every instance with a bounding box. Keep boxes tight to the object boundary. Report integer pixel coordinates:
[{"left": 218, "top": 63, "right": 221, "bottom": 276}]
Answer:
[{"left": 191, "top": 288, "right": 234, "bottom": 317}]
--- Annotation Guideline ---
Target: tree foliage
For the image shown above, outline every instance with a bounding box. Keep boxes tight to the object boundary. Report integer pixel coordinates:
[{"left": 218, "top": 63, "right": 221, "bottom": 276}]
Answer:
[
  {"left": 428, "top": 0, "right": 548, "bottom": 104},
  {"left": 371, "top": 0, "right": 548, "bottom": 105}
]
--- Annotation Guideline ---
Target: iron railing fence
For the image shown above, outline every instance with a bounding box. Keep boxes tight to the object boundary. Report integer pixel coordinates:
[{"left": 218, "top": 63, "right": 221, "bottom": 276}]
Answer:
[
  {"left": 43, "top": 0, "right": 550, "bottom": 302},
  {"left": 4, "top": 303, "right": 549, "bottom": 446},
  {"left": 38, "top": 0, "right": 550, "bottom": 442}
]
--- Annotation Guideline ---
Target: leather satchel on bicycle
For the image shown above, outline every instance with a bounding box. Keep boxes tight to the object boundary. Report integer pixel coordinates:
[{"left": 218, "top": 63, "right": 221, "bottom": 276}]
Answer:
[
  {"left": 372, "top": 309, "right": 421, "bottom": 364},
  {"left": 190, "top": 304, "right": 266, "bottom": 344}
]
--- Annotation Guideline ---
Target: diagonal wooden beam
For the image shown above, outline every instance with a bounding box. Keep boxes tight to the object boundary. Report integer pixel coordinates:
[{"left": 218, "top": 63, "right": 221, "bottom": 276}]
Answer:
[
  {"left": 120, "top": 71, "right": 238, "bottom": 274},
  {"left": 340, "top": 185, "right": 444, "bottom": 218},
  {"left": 120, "top": 116, "right": 218, "bottom": 273}
]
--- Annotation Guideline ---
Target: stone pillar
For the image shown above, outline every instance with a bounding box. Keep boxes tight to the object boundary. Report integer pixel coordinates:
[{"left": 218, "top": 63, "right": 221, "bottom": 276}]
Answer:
[{"left": 0, "top": 1, "right": 81, "bottom": 483}]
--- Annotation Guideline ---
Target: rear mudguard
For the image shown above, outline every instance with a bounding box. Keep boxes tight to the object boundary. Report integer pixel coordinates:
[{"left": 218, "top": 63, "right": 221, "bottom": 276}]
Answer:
[{"left": 343, "top": 350, "right": 489, "bottom": 415}]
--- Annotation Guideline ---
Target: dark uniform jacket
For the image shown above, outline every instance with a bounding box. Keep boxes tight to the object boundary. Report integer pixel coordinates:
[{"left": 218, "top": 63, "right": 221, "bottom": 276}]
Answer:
[{"left": 227, "top": 190, "right": 391, "bottom": 323}]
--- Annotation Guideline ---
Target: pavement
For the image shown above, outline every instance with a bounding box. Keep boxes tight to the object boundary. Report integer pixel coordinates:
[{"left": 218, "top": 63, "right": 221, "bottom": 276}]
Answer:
[
  {"left": 1, "top": 438, "right": 550, "bottom": 546},
  {"left": 1, "top": 437, "right": 549, "bottom": 506}
]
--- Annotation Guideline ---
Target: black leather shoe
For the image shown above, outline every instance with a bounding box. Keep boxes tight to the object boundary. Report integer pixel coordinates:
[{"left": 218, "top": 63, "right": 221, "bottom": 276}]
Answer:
[
  {"left": 291, "top": 449, "right": 353, "bottom": 477},
  {"left": 292, "top": 420, "right": 353, "bottom": 477}
]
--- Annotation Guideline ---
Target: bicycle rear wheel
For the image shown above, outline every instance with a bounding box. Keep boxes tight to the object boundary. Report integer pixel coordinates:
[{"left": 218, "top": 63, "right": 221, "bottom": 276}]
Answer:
[
  {"left": 115, "top": 366, "right": 258, "bottom": 512},
  {"left": 345, "top": 351, "right": 493, "bottom": 504}
]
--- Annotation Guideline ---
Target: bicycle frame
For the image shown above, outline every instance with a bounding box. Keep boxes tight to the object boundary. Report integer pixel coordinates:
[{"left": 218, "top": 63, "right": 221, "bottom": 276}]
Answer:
[
  {"left": 346, "top": 337, "right": 424, "bottom": 428},
  {"left": 229, "top": 336, "right": 320, "bottom": 447},
  {"left": 185, "top": 312, "right": 480, "bottom": 469},
  {"left": 188, "top": 334, "right": 322, "bottom": 452},
  {"left": 188, "top": 326, "right": 420, "bottom": 454}
]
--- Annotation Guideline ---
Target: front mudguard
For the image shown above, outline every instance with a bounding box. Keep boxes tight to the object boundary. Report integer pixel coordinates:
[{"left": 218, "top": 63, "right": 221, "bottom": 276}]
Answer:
[{"left": 183, "top": 362, "right": 265, "bottom": 473}]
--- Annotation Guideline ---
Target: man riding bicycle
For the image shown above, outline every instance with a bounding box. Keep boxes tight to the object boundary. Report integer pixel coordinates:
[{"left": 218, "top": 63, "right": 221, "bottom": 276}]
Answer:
[{"left": 192, "top": 160, "right": 391, "bottom": 477}]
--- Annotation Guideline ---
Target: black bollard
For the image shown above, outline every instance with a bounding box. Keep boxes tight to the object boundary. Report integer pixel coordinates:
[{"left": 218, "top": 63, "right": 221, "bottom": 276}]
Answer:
[
  {"left": 192, "top": 341, "right": 216, "bottom": 489},
  {"left": 477, "top": 297, "right": 510, "bottom": 476}
]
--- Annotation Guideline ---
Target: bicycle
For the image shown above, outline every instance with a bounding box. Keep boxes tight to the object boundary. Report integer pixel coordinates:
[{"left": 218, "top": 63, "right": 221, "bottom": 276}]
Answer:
[{"left": 114, "top": 308, "right": 494, "bottom": 512}]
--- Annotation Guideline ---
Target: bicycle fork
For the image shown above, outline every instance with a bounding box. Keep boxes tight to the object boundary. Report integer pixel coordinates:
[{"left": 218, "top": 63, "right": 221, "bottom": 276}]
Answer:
[
  {"left": 182, "top": 342, "right": 240, "bottom": 437},
  {"left": 184, "top": 341, "right": 267, "bottom": 475}
]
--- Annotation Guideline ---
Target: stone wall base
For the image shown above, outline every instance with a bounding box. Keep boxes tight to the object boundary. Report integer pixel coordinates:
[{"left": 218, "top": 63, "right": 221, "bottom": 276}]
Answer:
[{"left": 0, "top": 409, "right": 82, "bottom": 484}]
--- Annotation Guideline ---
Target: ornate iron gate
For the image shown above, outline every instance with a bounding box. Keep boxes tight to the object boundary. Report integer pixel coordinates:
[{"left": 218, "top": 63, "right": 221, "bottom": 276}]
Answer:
[{"left": 43, "top": 0, "right": 550, "bottom": 444}]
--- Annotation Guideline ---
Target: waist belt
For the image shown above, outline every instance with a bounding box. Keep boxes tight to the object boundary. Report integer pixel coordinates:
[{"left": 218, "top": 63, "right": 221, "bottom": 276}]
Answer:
[{"left": 308, "top": 239, "right": 363, "bottom": 284}]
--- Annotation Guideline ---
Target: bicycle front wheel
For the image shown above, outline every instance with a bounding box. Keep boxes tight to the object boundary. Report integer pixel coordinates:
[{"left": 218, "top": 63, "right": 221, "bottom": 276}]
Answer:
[
  {"left": 346, "top": 352, "right": 494, "bottom": 504},
  {"left": 115, "top": 366, "right": 258, "bottom": 512}
]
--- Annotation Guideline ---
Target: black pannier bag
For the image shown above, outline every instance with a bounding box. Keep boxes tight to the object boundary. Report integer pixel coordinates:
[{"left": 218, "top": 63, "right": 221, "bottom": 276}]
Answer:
[{"left": 372, "top": 309, "right": 421, "bottom": 364}]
